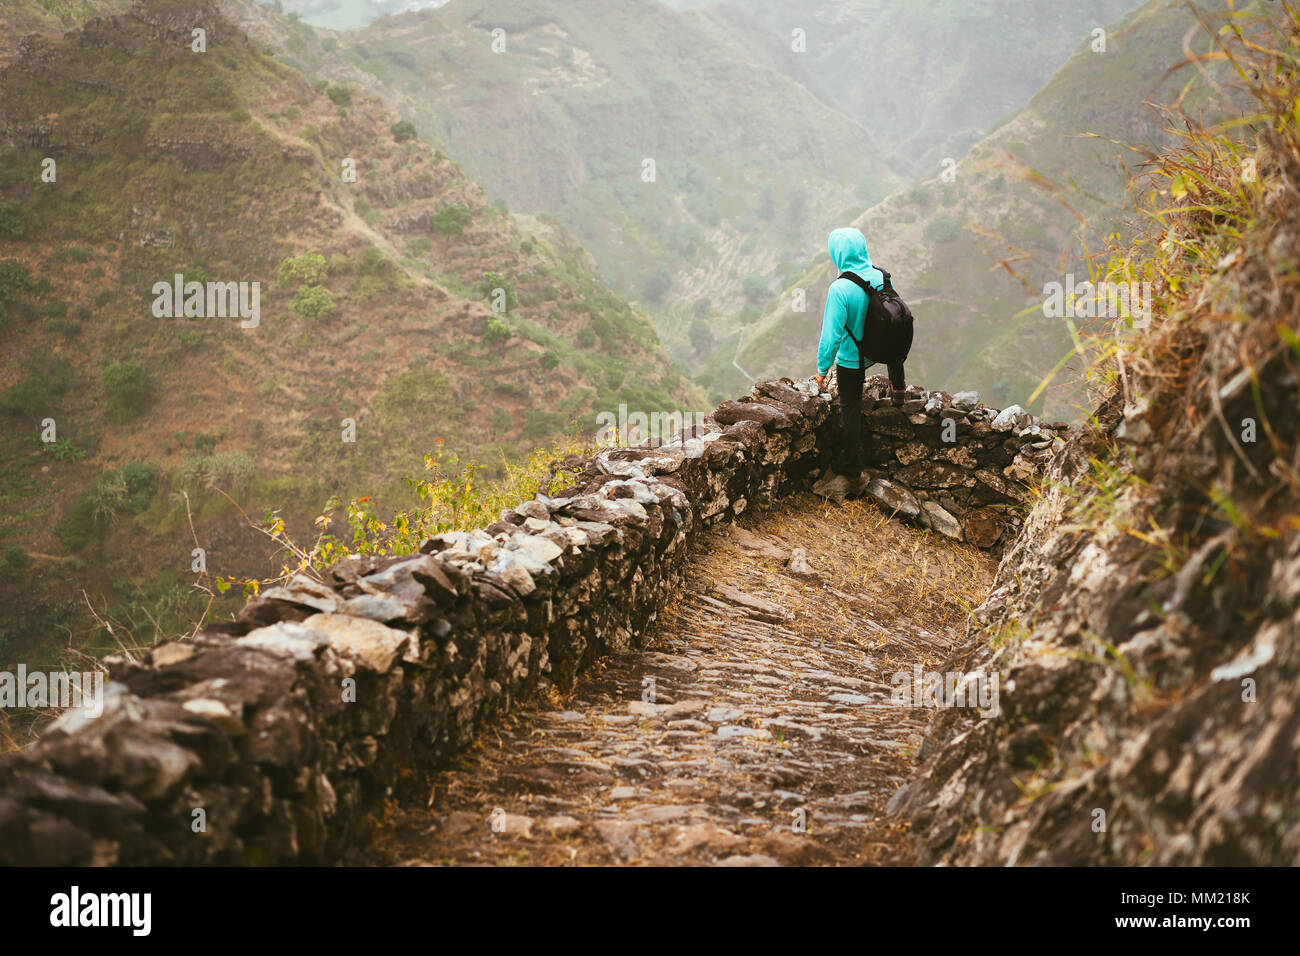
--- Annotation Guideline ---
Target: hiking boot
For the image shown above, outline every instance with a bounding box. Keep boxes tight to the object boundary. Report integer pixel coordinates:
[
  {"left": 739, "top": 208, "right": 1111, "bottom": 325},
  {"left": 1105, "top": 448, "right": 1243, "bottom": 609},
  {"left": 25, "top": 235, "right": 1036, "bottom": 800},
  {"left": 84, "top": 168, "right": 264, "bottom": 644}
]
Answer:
[{"left": 812, "top": 471, "right": 852, "bottom": 502}]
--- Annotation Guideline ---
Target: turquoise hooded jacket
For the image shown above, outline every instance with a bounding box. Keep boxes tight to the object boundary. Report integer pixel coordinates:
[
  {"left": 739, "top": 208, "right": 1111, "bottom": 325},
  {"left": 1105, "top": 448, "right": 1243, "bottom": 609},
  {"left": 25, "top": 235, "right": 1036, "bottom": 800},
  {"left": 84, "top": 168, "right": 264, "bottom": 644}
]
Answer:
[{"left": 816, "top": 227, "right": 885, "bottom": 375}]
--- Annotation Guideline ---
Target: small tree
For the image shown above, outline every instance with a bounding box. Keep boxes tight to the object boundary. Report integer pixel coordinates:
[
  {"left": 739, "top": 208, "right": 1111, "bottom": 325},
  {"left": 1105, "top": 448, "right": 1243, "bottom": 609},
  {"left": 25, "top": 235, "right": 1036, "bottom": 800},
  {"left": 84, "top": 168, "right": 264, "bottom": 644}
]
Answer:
[
  {"left": 432, "top": 204, "right": 473, "bottom": 235},
  {"left": 484, "top": 318, "right": 511, "bottom": 346},
  {"left": 277, "top": 251, "right": 328, "bottom": 286},
  {"left": 392, "top": 120, "right": 417, "bottom": 142},
  {"left": 291, "top": 285, "right": 336, "bottom": 318}
]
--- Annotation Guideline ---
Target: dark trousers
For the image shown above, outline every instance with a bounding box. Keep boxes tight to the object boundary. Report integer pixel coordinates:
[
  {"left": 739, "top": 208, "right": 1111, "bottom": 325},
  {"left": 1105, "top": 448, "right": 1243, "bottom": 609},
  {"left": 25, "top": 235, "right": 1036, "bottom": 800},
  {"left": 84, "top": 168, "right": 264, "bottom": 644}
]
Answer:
[{"left": 833, "top": 364, "right": 866, "bottom": 476}]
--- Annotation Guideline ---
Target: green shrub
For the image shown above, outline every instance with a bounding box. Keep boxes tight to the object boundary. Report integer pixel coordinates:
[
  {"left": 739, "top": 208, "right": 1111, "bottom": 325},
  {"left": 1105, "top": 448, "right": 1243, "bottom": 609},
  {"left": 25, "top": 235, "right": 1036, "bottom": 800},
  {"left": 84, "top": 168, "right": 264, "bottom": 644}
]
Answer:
[
  {"left": 102, "top": 360, "right": 150, "bottom": 423},
  {"left": 392, "top": 120, "right": 417, "bottom": 142},
  {"left": 432, "top": 204, "right": 472, "bottom": 235},
  {"left": 45, "top": 438, "right": 85, "bottom": 461},
  {"left": 358, "top": 247, "right": 400, "bottom": 278},
  {"left": 484, "top": 318, "right": 511, "bottom": 346},
  {"left": 291, "top": 285, "right": 336, "bottom": 318},
  {"left": 325, "top": 84, "right": 351, "bottom": 107},
  {"left": 117, "top": 460, "right": 155, "bottom": 511},
  {"left": 277, "top": 251, "right": 328, "bottom": 287}
]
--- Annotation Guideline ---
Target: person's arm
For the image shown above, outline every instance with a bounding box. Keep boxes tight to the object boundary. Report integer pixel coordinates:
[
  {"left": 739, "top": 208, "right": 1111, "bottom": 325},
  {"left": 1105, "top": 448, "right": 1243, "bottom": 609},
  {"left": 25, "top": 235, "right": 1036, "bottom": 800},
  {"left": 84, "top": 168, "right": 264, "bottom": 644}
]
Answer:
[{"left": 815, "top": 283, "right": 846, "bottom": 385}]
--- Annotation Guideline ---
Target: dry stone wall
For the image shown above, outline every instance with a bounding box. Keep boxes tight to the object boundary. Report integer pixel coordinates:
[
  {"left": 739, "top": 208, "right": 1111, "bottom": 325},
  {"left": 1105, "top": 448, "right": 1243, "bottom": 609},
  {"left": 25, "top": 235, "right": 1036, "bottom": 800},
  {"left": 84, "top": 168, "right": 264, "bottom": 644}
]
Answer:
[{"left": 0, "top": 378, "right": 1066, "bottom": 864}]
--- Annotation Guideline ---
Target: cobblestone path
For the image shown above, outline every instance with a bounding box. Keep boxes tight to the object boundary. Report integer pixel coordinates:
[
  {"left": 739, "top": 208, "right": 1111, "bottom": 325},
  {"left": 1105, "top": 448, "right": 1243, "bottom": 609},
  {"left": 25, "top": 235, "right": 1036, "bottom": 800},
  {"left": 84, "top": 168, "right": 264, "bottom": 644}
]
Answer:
[{"left": 363, "top": 494, "right": 995, "bottom": 866}]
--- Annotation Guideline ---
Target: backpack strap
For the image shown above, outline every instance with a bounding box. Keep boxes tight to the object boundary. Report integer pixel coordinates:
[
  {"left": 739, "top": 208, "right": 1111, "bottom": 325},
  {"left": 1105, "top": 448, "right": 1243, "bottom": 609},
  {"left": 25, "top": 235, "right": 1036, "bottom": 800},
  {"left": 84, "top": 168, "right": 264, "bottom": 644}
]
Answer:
[
  {"left": 835, "top": 270, "right": 876, "bottom": 363},
  {"left": 839, "top": 267, "right": 891, "bottom": 294}
]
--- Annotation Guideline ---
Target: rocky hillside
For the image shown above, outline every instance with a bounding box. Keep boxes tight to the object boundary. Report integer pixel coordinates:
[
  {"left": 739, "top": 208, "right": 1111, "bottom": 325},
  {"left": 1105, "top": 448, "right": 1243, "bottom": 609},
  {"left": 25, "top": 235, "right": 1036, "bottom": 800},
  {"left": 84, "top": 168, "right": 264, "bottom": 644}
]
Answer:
[
  {"left": 893, "top": 12, "right": 1300, "bottom": 864},
  {"left": 735, "top": 0, "right": 1242, "bottom": 421},
  {"left": 0, "top": 0, "right": 131, "bottom": 58},
  {"left": 0, "top": 0, "right": 695, "bottom": 668}
]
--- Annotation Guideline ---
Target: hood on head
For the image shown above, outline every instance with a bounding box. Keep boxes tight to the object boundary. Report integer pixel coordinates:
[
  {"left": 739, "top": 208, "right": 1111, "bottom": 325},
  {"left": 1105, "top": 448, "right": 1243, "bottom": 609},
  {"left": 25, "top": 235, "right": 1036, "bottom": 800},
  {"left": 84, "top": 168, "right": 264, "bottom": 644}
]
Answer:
[{"left": 828, "top": 227, "right": 872, "bottom": 274}]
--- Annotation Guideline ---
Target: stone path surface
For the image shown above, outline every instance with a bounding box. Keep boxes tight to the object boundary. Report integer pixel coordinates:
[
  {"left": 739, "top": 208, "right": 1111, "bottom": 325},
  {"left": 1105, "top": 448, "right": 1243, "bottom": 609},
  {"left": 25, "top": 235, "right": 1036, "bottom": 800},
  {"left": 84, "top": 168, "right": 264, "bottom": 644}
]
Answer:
[{"left": 361, "top": 493, "right": 995, "bottom": 866}]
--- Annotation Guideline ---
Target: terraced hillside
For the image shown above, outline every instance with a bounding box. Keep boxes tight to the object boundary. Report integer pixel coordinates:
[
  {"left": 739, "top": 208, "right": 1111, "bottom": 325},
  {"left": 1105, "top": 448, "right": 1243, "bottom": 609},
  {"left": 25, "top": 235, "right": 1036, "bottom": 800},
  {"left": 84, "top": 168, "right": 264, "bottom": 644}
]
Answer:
[
  {"left": 218, "top": 0, "right": 906, "bottom": 365},
  {"left": 0, "top": 0, "right": 695, "bottom": 676}
]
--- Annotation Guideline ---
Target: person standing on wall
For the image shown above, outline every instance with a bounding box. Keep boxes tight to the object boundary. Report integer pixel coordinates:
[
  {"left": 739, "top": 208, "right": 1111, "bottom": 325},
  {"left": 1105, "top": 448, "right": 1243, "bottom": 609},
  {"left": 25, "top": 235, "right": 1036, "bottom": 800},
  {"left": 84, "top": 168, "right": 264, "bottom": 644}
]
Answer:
[{"left": 811, "top": 226, "right": 914, "bottom": 501}]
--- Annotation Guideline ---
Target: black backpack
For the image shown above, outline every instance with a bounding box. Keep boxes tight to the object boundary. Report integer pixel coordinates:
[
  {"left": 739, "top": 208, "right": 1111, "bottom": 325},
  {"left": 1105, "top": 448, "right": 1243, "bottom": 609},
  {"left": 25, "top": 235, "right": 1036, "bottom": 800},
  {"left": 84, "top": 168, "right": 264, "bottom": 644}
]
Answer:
[{"left": 838, "top": 267, "right": 914, "bottom": 366}]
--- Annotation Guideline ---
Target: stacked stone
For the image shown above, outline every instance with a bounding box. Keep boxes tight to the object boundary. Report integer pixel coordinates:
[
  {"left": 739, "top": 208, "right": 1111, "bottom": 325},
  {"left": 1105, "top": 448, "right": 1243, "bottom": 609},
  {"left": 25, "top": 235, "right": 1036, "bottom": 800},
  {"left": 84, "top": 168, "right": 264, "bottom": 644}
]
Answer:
[
  {"left": 0, "top": 381, "right": 830, "bottom": 865},
  {"left": 845, "top": 378, "right": 1070, "bottom": 550},
  {"left": 0, "top": 378, "right": 1065, "bottom": 865}
]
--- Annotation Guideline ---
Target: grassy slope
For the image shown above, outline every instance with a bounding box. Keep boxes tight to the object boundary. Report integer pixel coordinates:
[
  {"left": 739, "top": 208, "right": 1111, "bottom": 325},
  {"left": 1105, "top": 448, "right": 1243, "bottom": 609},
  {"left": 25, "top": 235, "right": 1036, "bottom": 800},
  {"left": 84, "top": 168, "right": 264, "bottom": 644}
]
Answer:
[
  {"left": 0, "top": 0, "right": 697, "bottom": 662},
  {"left": 219, "top": 0, "right": 906, "bottom": 368},
  {"left": 737, "top": 0, "right": 1236, "bottom": 422}
]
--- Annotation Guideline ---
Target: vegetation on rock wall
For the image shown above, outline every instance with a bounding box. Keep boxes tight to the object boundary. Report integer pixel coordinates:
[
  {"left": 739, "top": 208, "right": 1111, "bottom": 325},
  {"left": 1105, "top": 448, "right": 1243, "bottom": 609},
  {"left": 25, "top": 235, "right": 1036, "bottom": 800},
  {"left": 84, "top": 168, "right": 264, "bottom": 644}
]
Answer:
[{"left": 897, "top": 3, "right": 1300, "bottom": 864}]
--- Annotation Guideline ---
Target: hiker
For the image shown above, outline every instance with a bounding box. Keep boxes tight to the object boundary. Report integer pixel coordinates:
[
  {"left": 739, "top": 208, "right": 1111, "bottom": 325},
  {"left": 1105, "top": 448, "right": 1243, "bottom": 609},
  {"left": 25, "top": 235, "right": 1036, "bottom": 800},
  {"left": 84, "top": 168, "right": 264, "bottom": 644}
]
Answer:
[{"left": 811, "top": 226, "right": 913, "bottom": 501}]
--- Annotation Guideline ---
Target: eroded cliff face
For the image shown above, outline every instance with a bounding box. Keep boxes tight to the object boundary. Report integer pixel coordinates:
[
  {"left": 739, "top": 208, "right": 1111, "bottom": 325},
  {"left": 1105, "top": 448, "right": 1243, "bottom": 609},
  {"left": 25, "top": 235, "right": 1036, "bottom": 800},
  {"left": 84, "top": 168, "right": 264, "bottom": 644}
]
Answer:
[{"left": 894, "top": 186, "right": 1300, "bottom": 866}]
